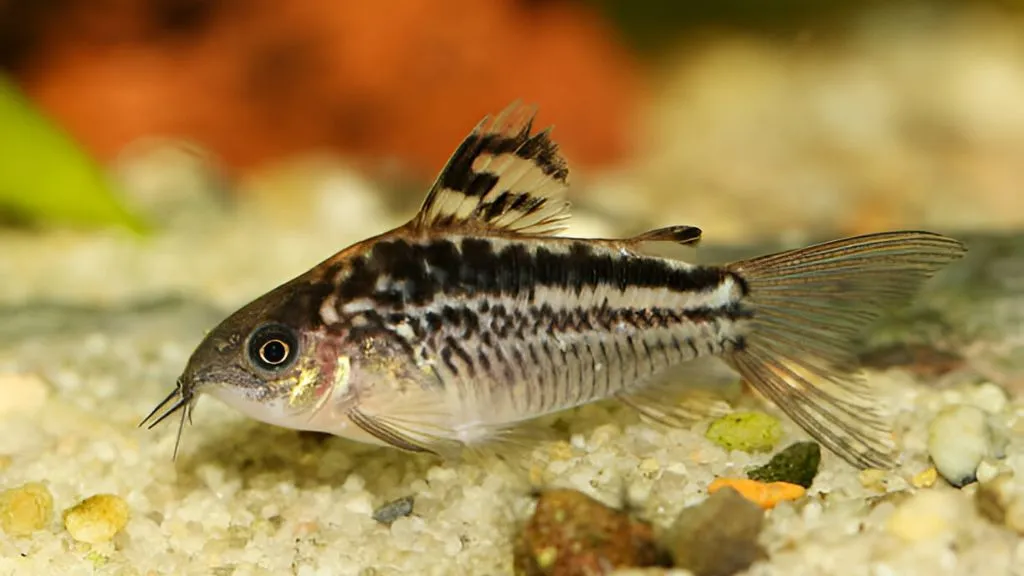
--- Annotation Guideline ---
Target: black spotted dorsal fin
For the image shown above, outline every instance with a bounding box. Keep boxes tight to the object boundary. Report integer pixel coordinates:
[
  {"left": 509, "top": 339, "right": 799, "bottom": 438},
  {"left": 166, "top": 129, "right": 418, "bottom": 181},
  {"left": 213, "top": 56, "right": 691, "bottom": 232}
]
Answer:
[{"left": 411, "top": 101, "right": 572, "bottom": 236}]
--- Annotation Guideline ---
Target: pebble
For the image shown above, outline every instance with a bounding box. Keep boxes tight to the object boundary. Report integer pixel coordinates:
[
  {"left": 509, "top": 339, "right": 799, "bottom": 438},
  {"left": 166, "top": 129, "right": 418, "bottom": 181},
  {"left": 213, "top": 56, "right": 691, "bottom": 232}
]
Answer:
[
  {"left": 746, "top": 442, "right": 821, "bottom": 488},
  {"left": 708, "top": 478, "right": 805, "bottom": 510},
  {"left": 964, "top": 382, "right": 1009, "bottom": 414},
  {"left": 372, "top": 496, "right": 415, "bottom": 526},
  {"left": 705, "top": 411, "right": 782, "bottom": 454},
  {"left": 885, "top": 489, "right": 964, "bottom": 543},
  {"left": 546, "top": 441, "right": 575, "bottom": 461},
  {"left": 512, "top": 488, "right": 668, "bottom": 575},
  {"left": 0, "top": 482, "right": 54, "bottom": 536},
  {"left": 927, "top": 404, "right": 994, "bottom": 487},
  {"left": 975, "top": 472, "right": 1024, "bottom": 535},
  {"left": 637, "top": 458, "right": 661, "bottom": 475},
  {"left": 975, "top": 459, "right": 1003, "bottom": 484},
  {"left": 859, "top": 469, "right": 889, "bottom": 492},
  {"left": 911, "top": 467, "right": 938, "bottom": 489},
  {"left": 666, "top": 487, "right": 766, "bottom": 576},
  {"left": 63, "top": 494, "right": 130, "bottom": 544},
  {"left": 0, "top": 372, "right": 49, "bottom": 415}
]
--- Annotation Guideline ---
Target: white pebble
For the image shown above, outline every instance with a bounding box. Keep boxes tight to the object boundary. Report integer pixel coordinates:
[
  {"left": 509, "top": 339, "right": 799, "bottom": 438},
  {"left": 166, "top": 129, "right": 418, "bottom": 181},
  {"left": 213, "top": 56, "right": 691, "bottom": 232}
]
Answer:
[
  {"left": 426, "top": 466, "right": 457, "bottom": 484},
  {"left": 801, "top": 500, "right": 823, "bottom": 523},
  {"left": 966, "top": 382, "right": 1009, "bottom": 414},
  {"left": 976, "top": 460, "right": 1003, "bottom": 484},
  {"left": 342, "top": 474, "right": 366, "bottom": 492},
  {"left": 666, "top": 462, "right": 688, "bottom": 476},
  {"left": 570, "top": 434, "right": 587, "bottom": 450},
  {"left": 389, "top": 516, "right": 424, "bottom": 551},
  {"left": 928, "top": 405, "right": 993, "bottom": 487},
  {"left": 343, "top": 494, "right": 373, "bottom": 515},
  {"left": 627, "top": 481, "right": 652, "bottom": 504},
  {"left": 441, "top": 533, "right": 464, "bottom": 556},
  {"left": 886, "top": 490, "right": 962, "bottom": 543}
]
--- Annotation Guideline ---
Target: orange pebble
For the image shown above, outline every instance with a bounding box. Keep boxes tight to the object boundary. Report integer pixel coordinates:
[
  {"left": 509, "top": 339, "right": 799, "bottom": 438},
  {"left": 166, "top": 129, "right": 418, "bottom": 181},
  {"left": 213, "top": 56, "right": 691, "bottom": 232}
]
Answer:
[{"left": 708, "top": 478, "right": 806, "bottom": 510}]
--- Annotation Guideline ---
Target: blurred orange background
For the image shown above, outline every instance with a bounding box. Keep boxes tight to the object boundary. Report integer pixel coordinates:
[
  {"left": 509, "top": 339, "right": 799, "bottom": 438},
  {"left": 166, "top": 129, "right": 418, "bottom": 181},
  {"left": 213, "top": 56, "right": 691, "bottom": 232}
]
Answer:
[
  {"left": 2, "top": 0, "right": 1023, "bottom": 240},
  {"left": 2, "top": 0, "right": 643, "bottom": 178}
]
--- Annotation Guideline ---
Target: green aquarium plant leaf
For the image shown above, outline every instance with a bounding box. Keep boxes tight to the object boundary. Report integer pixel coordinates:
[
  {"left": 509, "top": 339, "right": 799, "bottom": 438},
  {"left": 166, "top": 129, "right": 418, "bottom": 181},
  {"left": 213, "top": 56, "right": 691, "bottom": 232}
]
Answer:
[{"left": 0, "top": 73, "right": 147, "bottom": 232}]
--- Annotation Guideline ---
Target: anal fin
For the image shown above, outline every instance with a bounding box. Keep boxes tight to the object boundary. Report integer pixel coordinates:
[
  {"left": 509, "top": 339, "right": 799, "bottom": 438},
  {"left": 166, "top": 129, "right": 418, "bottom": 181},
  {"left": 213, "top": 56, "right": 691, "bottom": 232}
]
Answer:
[
  {"left": 450, "top": 419, "right": 560, "bottom": 470},
  {"left": 346, "top": 383, "right": 557, "bottom": 464},
  {"left": 615, "top": 356, "right": 741, "bottom": 427}
]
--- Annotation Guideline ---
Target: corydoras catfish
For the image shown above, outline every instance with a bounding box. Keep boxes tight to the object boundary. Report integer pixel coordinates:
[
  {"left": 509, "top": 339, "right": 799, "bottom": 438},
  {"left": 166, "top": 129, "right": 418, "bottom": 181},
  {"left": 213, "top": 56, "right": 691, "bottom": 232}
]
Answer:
[{"left": 141, "top": 102, "right": 967, "bottom": 469}]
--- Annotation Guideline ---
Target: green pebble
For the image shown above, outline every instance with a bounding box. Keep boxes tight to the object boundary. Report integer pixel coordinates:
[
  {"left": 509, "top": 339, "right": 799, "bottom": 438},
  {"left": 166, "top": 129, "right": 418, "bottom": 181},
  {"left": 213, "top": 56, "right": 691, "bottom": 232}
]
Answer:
[
  {"left": 705, "top": 411, "right": 782, "bottom": 453},
  {"left": 747, "top": 442, "right": 822, "bottom": 488},
  {"left": 86, "top": 550, "right": 108, "bottom": 568}
]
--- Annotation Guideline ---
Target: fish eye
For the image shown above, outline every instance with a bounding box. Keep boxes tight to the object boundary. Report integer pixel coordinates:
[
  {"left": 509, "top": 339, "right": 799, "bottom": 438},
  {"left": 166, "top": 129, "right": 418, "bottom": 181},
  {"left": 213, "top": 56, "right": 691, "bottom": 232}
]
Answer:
[{"left": 247, "top": 324, "right": 299, "bottom": 371}]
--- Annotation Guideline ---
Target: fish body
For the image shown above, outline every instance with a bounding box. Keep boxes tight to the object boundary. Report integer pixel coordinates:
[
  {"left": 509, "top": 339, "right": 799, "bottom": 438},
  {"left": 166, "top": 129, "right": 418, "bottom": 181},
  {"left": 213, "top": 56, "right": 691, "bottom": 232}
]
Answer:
[{"left": 142, "top": 102, "right": 967, "bottom": 469}]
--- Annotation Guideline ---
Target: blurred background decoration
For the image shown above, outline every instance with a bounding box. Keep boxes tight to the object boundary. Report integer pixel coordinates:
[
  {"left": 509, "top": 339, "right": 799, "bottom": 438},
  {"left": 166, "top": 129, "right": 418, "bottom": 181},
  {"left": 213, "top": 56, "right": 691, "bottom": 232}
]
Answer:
[
  {"left": 0, "top": 74, "right": 146, "bottom": 230},
  {"left": 0, "top": 0, "right": 1022, "bottom": 240}
]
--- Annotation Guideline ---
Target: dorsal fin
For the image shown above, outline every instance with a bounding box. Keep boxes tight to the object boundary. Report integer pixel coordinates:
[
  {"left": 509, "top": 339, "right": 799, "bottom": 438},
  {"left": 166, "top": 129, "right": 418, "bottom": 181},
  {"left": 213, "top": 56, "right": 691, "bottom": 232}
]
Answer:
[
  {"left": 625, "top": 225, "right": 702, "bottom": 247},
  {"left": 411, "top": 101, "right": 572, "bottom": 236}
]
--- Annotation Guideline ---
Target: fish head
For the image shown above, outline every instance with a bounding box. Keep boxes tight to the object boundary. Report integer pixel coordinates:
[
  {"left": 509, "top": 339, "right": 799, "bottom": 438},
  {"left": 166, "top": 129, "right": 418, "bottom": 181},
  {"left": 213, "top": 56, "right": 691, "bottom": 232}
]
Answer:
[{"left": 140, "top": 272, "right": 353, "bottom": 455}]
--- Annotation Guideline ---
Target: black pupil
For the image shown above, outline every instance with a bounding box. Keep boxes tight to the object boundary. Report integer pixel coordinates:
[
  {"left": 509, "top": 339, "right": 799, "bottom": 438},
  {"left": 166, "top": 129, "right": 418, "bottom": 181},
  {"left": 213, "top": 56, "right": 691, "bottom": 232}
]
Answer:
[{"left": 260, "top": 340, "right": 288, "bottom": 365}]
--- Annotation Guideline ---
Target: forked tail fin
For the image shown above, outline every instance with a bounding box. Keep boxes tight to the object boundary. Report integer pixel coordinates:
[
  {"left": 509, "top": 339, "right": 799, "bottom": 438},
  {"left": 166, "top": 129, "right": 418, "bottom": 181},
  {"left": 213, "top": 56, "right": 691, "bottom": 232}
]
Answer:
[{"left": 724, "top": 231, "right": 967, "bottom": 469}]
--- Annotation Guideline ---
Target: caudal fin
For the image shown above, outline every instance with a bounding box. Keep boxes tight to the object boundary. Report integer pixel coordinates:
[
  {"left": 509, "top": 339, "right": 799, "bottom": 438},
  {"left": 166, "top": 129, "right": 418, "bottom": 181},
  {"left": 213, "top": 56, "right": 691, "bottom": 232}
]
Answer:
[{"left": 724, "top": 231, "right": 967, "bottom": 469}]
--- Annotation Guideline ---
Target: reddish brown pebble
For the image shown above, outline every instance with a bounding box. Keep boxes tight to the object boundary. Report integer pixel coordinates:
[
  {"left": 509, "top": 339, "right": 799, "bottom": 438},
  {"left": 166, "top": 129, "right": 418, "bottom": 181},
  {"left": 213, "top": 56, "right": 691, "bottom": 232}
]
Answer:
[{"left": 513, "top": 488, "right": 669, "bottom": 576}]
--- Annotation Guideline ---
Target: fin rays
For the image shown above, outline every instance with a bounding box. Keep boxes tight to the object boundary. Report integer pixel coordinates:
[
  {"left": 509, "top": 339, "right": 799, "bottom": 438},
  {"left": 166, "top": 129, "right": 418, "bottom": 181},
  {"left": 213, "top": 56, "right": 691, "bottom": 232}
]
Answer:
[
  {"left": 412, "top": 101, "right": 572, "bottom": 236},
  {"left": 725, "top": 231, "right": 967, "bottom": 469}
]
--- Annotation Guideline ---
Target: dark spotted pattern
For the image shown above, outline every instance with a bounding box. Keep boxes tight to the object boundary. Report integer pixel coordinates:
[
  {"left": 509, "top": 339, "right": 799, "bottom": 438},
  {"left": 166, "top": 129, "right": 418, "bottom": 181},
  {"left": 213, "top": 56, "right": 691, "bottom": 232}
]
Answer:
[{"left": 340, "top": 291, "right": 751, "bottom": 413}]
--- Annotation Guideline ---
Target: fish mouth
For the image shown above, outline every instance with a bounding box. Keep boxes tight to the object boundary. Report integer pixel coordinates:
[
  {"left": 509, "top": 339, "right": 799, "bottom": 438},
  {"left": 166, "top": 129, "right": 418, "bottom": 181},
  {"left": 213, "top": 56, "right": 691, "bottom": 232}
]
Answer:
[{"left": 138, "top": 376, "right": 195, "bottom": 460}]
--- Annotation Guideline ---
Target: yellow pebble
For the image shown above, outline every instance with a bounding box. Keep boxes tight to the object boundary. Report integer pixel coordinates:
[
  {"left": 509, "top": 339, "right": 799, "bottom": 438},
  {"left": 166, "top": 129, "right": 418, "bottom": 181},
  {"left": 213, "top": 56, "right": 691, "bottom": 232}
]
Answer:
[
  {"left": 0, "top": 482, "right": 53, "bottom": 536},
  {"left": 912, "top": 467, "right": 939, "bottom": 489},
  {"left": 85, "top": 550, "right": 109, "bottom": 567},
  {"left": 63, "top": 494, "right": 130, "bottom": 544},
  {"left": 536, "top": 546, "right": 559, "bottom": 568},
  {"left": 547, "top": 441, "right": 574, "bottom": 461},
  {"left": 708, "top": 478, "right": 806, "bottom": 510},
  {"left": 858, "top": 469, "right": 888, "bottom": 491},
  {"left": 637, "top": 458, "right": 660, "bottom": 475}
]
